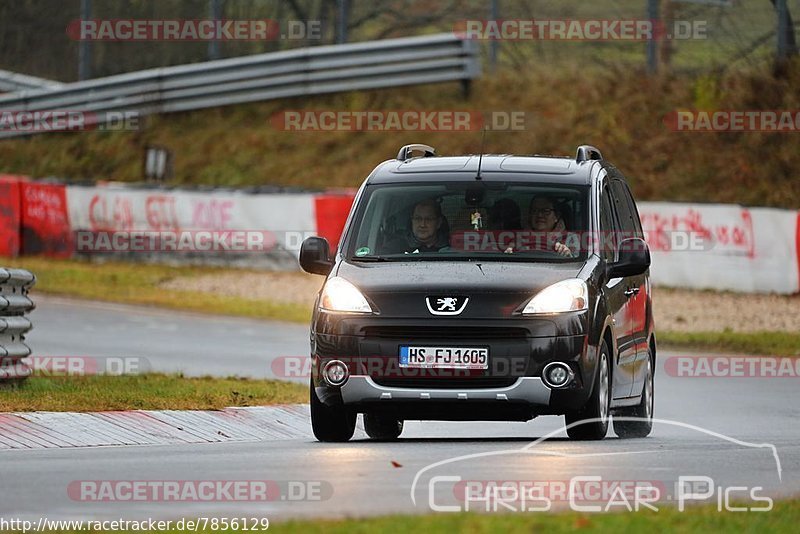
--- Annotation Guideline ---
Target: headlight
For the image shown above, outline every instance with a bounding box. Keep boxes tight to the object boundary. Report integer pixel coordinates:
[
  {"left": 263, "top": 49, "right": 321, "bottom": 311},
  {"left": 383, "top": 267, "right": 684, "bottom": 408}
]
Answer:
[
  {"left": 522, "top": 279, "right": 588, "bottom": 315},
  {"left": 319, "top": 277, "right": 373, "bottom": 314}
]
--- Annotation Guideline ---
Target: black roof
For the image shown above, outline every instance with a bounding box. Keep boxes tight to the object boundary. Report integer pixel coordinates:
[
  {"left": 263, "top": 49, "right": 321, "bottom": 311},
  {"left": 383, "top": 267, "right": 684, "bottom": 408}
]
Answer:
[{"left": 367, "top": 155, "right": 601, "bottom": 185}]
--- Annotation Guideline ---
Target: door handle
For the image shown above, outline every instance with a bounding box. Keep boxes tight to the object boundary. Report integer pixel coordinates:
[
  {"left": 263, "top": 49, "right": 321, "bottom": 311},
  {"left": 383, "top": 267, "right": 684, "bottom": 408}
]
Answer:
[{"left": 624, "top": 287, "right": 640, "bottom": 298}]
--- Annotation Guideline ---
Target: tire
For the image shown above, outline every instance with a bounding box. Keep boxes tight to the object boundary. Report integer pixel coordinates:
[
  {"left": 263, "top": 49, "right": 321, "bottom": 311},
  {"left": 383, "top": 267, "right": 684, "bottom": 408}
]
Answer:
[
  {"left": 613, "top": 352, "right": 654, "bottom": 439},
  {"left": 364, "top": 413, "right": 403, "bottom": 441},
  {"left": 565, "top": 342, "right": 611, "bottom": 440},
  {"left": 310, "top": 379, "right": 356, "bottom": 442}
]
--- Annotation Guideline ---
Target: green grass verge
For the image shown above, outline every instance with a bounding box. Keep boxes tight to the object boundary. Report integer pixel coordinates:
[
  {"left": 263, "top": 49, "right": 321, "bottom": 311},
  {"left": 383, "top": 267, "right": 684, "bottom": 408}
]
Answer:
[
  {"left": 15, "top": 499, "right": 800, "bottom": 533},
  {"left": 273, "top": 500, "right": 799, "bottom": 533},
  {"left": 659, "top": 331, "right": 800, "bottom": 357},
  {"left": 1, "top": 256, "right": 312, "bottom": 323},
  {"left": 0, "top": 373, "right": 306, "bottom": 412}
]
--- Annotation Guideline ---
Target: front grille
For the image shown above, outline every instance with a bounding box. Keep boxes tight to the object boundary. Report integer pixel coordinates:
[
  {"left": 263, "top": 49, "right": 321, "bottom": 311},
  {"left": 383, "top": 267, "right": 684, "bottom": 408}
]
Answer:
[
  {"left": 363, "top": 326, "right": 528, "bottom": 340},
  {"left": 372, "top": 376, "right": 518, "bottom": 389}
]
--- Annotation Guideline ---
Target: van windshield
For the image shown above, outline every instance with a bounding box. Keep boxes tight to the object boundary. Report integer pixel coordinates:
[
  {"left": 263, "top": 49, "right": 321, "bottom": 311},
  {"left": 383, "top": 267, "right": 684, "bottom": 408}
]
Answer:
[{"left": 346, "top": 181, "right": 590, "bottom": 262}]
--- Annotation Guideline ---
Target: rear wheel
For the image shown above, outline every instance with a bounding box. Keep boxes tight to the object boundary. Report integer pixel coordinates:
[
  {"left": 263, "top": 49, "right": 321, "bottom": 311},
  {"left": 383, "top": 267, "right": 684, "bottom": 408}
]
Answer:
[
  {"left": 364, "top": 413, "right": 403, "bottom": 440},
  {"left": 613, "top": 353, "right": 654, "bottom": 438},
  {"left": 310, "top": 379, "right": 356, "bottom": 442},
  {"left": 565, "top": 342, "right": 610, "bottom": 440}
]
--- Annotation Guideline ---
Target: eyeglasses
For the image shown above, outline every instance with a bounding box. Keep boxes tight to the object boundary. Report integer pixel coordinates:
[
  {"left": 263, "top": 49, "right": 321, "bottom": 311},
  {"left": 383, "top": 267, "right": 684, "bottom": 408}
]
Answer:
[
  {"left": 412, "top": 216, "right": 439, "bottom": 224},
  {"left": 531, "top": 208, "right": 555, "bottom": 216}
]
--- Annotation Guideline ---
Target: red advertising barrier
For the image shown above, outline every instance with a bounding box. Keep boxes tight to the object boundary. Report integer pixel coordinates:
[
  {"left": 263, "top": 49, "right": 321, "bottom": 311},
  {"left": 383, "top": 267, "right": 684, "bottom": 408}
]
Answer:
[
  {"left": 796, "top": 212, "right": 800, "bottom": 292},
  {"left": 314, "top": 194, "right": 356, "bottom": 252},
  {"left": 20, "top": 182, "right": 73, "bottom": 257},
  {"left": 0, "top": 175, "right": 25, "bottom": 257}
]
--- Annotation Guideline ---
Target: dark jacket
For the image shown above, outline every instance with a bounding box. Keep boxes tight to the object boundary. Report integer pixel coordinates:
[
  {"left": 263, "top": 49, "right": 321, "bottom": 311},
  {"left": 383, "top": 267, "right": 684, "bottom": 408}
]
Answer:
[{"left": 382, "top": 232, "right": 449, "bottom": 254}]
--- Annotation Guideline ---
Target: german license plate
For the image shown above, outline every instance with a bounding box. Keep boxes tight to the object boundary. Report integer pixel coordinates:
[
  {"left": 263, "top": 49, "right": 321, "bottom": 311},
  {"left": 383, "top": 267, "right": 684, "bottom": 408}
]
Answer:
[{"left": 399, "top": 346, "right": 489, "bottom": 369}]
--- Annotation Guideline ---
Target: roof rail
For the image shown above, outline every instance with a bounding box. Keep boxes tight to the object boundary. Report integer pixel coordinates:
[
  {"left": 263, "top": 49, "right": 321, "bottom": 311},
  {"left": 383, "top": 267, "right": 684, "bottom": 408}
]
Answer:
[
  {"left": 575, "top": 145, "right": 603, "bottom": 163},
  {"left": 397, "top": 144, "right": 436, "bottom": 162}
]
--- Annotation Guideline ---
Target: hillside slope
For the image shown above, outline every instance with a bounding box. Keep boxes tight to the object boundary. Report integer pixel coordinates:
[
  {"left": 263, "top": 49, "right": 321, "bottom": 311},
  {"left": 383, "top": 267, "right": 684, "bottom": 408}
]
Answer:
[{"left": 1, "top": 63, "right": 799, "bottom": 207}]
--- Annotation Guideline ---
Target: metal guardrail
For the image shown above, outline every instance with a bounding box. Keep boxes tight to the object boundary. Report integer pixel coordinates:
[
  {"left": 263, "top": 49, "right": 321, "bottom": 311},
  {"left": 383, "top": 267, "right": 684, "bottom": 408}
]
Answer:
[
  {"left": 0, "top": 268, "right": 36, "bottom": 384},
  {"left": 0, "top": 69, "right": 63, "bottom": 93},
  {"left": 0, "top": 33, "right": 480, "bottom": 139}
]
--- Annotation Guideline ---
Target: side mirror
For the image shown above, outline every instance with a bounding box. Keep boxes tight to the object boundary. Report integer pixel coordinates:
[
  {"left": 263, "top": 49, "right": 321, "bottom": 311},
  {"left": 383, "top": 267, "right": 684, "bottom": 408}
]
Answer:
[
  {"left": 608, "top": 237, "right": 651, "bottom": 278},
  {"left": 299, "top": 236, "right": 333, "bottom": 276}
]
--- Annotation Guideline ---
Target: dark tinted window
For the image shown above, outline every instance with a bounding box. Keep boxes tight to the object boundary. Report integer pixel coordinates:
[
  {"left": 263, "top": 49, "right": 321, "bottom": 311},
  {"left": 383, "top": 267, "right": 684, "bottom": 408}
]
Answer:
[
  {"left": 622, "top": 182, "right": 644, "bottom": 237},
  {"left": 599, "top": 185, "right": 617, "bottom": 262},
  {"left": 347, "top": 181, "right": 590, "bottom": 262},
  {"left": 610, "top": 180, "right": 640, "bottom": 237}
]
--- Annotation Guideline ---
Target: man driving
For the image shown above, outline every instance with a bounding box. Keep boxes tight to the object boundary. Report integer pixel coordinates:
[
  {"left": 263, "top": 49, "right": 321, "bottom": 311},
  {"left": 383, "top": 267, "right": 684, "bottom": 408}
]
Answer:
[{"left": 383, "top": 198, "right": 449, "bottom": 253}]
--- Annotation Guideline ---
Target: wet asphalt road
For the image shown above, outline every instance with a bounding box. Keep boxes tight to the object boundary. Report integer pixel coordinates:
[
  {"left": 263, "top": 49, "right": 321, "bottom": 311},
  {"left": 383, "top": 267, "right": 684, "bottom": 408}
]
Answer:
[{"left": 1, "top": 297, "right": 797, "bottom": 522}]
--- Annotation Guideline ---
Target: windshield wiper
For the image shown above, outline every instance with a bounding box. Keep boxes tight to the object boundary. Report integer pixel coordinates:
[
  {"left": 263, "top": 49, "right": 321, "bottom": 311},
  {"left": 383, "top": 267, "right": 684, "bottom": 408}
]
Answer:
[{"left": 350, "top": 255, "right": 392, "bottom": 262}]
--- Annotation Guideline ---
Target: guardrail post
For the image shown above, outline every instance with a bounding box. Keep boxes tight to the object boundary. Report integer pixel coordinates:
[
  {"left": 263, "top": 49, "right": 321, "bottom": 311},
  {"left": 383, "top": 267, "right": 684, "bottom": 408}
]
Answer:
[
  {"left": 78, "top": 0, "right": 93, "bottom": 81},
  {"left": 0, "top": 268, "right": 36, "bottom": 386},
  {"left": 646, "top": 0, "right": 661, "bottom": 74}
]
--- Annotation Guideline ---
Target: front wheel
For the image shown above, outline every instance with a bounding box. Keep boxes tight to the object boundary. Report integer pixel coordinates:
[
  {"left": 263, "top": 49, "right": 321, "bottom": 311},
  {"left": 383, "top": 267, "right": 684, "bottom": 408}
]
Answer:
[
  {"left": 310, "top": 379, "right": 356, "bottom": 442},
  {"left": 614, "top": 353, "right": 654, "bottom": 438},
  {"left": 565, "top": 342, "right": 611, "bottom": 440}
]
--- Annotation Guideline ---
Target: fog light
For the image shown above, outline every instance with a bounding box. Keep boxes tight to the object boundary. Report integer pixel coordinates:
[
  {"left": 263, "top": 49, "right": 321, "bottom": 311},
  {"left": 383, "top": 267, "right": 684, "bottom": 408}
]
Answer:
[
  {"left": 323, "top": 360, "right": 349, "bottom": 386},
  {"left": 542, "top": 362, "right": 574, "bottom": 388}
]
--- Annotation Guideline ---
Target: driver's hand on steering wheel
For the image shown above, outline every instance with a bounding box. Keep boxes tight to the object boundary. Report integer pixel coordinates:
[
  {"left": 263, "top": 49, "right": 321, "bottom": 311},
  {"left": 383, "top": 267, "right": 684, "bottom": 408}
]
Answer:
[{"left": 554, "top": 241, "right": 573, "bottom": 257}]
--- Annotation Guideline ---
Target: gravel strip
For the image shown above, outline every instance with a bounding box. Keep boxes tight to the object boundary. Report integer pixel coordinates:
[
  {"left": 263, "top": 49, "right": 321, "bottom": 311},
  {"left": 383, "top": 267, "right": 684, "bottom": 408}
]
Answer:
[
  {"left": 653, "top": 288, "right": 799, "bottom": 333},
  {"left": 160, "top": 271, "right": 324, "bottom": 307},
  {"left": 160, "top": 272, "right": 800, "bottom": 333}
]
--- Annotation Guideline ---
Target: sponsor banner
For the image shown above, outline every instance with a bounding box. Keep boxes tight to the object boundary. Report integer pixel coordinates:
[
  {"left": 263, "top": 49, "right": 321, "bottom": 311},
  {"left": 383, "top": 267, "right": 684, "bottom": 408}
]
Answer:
[
  {"left": 65, "top": 185, "right": 316, "bottom": 263},
  {"left": 20, "top": 182, "right": 72, "bottom": 257},
  {"left": 797, "top": 212, "right": 800, "bottom": 291},
  {"left": 7, "top": 179, "right": 798, "bottom": 293},
  {"left": 0, "top": 175, "right": 24, "bottom": 257},
  {"left": 638, "top": 202, "right": 799, "bottom": 294}
]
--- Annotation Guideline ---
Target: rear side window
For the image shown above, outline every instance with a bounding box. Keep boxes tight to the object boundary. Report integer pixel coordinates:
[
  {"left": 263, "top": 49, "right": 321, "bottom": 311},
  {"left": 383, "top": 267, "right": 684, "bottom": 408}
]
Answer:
[
  {"left": 610, "top": 180, "right": 642, "bottom": 239},
  {"left": 599, "top": 185, "right": 617, "bottom": 262}
]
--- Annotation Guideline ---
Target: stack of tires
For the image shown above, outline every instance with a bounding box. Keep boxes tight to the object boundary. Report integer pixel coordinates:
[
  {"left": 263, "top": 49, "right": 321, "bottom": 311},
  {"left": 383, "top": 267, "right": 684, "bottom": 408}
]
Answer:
[{"left": 0, "top": 268, "right": 35, "bottom": 386}]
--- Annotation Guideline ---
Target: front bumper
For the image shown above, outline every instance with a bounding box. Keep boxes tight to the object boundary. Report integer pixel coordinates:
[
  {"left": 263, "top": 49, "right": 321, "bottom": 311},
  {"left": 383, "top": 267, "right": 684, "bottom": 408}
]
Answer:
[
  {"left": 311, "top": 312, "right": 596, "bottom": 418},
  {"left": 340, "top": 375, "right": 551, "bottom": 405}
]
